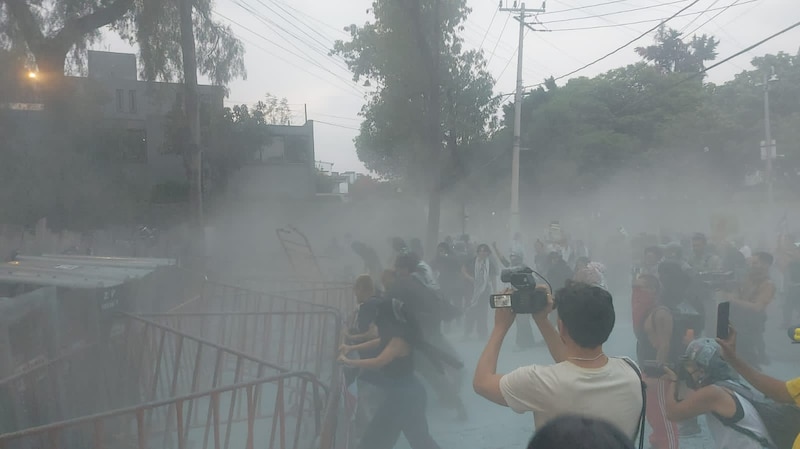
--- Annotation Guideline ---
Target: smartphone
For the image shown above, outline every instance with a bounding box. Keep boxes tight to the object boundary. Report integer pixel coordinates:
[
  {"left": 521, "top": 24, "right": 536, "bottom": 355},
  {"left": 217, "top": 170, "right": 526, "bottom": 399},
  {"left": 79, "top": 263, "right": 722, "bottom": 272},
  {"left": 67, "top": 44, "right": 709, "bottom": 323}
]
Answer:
[
  {"left": 717, "top": 301, "right": 731, "bottom": 339},
  {"left": 641, "top": 361, "right": 666, "bottom": 378}
]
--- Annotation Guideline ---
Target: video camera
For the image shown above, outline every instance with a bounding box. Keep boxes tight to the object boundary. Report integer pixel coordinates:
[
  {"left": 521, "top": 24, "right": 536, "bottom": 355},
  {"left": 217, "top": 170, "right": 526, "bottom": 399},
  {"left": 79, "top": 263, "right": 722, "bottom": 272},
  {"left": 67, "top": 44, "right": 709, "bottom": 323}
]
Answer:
[{"left": 489, "top": 266, "right": 550, "bottom": 314}]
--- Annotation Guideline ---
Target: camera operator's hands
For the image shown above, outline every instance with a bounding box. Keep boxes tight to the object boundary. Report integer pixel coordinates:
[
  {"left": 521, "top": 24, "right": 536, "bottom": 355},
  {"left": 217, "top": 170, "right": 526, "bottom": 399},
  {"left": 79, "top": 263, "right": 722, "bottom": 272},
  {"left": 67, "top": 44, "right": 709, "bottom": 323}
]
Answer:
[
  {"left": 493, "top": 288, "right": 516, "bottom": 331},
  {"left": 716, "top": 324, "right": 738, "bottom": 361},
  {"left": 532, "top": 285, "right": 555, "bottom": 321}
]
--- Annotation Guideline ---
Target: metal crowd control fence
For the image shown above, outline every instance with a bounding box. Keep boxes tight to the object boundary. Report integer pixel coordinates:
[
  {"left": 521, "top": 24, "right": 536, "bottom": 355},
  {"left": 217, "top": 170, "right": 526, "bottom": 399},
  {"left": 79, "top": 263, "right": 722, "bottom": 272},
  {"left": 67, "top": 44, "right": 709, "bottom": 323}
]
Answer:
[
  {"left": 161, "top": 281, "right": 353, "bottom": 449},
  {"left": 0, "top": 372, "right": 326, "bottom": 449},
  {"left": 0, "top": 314, "right": 328, "bottom": 449},
  {"left": 140, "top": 311, "right": 340, "bottom": 388}
]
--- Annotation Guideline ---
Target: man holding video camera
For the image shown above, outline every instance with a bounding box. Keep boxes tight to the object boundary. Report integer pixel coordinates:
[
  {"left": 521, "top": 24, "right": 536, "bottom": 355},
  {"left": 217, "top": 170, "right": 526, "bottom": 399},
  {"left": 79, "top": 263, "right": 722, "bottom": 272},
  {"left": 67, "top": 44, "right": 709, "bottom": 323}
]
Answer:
[{"left": 473, "top": 279, "right": 644, "bottom": 440}]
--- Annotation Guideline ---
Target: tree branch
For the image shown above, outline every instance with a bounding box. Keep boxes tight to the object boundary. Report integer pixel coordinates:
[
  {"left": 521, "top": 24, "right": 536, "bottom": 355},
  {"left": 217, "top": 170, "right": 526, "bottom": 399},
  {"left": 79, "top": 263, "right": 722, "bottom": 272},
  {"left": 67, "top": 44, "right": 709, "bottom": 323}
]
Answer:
[
  {"left": 55, "top": 0, "right": 134, "bottom": 50},
  {"left": 2, "top": 0, "right": 45, "bottom": 53}
]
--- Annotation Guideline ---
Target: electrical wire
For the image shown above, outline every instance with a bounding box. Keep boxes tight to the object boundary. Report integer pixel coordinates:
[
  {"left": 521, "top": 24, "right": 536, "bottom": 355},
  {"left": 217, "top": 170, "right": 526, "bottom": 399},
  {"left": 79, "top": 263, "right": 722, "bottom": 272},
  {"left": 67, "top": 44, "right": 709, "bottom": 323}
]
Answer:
[
  {"left": 543, "top": 0, "right": 691, "bottom": 25},
  {"left": 539, "top": 0, "right": 702, "bottom": 84},
  {"left": 479, "top": 8, "right": 500, "bottom": 50},
  {"left": 679, "top": 0, "right": 722, "bottom": 34},
  {"left": 544, "top": 0, "right": 755, "bottom": 32},
  {"left": 487, "top": 14, "right": 512, "bottom": 66},
  {"left": 683, "top": 0, "right": 741, "bottom": 37},
  {"left": 314, "top": 120, "right": 361, "bottom": 131},
  {"left": 540, "top": 0, "right": 629, "bottom": 15},
  {"left": 212, "top": 11, "right": 364, "bottom": 98},
  {"left": 232, "top": 0, "right": 364, "bottom": 96},
  {"left": 619, "top": 18, "right": 800, "bottom": 112}
]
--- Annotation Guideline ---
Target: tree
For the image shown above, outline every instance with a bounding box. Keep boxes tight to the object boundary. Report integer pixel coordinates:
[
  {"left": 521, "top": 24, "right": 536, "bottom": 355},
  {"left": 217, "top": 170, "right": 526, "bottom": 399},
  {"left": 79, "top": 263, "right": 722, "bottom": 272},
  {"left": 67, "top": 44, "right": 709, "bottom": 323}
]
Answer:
[
  {"left": 635, "top": 25, "right": 718, "bottom": 76},
  {"left": 0, "top": 0, "right": 245, "bottom": 86},
  {"left": 334, "top": 0, "right": 497, "bottom": 251},
  {"left": 255, "top": 93, "right": 294, "bottom": 125}
]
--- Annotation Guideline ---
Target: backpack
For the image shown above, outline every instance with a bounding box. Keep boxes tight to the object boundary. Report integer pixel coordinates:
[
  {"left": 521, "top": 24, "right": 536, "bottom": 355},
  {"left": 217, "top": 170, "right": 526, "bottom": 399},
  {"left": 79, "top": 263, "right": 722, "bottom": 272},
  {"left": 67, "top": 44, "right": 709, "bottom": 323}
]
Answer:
[{"left": 715, "top": 380, "right": 800, "bottom": 449}]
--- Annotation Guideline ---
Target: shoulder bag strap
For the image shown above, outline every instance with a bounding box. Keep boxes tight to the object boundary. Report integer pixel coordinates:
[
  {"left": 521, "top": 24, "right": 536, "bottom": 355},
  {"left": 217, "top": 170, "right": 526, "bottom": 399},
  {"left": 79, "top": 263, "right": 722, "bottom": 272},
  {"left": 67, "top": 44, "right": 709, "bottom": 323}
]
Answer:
[{"left": 620, "top": 357, "right": 647, "bottom": 449}]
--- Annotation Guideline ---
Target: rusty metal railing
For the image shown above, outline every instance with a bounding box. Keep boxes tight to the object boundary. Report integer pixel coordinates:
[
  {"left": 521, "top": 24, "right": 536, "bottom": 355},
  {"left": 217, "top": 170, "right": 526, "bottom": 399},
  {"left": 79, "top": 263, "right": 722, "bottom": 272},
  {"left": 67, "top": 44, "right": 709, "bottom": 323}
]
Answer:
[
  {"left": 139, "top": 310, "right": 340, "bottom": 388},
  {"left": 0, "top": 371, "right": 327, "bottom": 449}
]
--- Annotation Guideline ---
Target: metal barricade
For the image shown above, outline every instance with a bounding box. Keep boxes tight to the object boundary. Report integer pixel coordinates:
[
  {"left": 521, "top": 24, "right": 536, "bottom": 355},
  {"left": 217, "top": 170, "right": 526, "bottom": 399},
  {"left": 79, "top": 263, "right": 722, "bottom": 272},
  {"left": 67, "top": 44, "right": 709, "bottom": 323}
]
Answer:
[
  {"left": 0, "top": 314, "right": 327, "bottom": 449},
  {"left": 0, "top": 372, "right": 326, "bottom": 449},
  {"left": 140, "top": 311, "right": 340, "bottom": 388}
]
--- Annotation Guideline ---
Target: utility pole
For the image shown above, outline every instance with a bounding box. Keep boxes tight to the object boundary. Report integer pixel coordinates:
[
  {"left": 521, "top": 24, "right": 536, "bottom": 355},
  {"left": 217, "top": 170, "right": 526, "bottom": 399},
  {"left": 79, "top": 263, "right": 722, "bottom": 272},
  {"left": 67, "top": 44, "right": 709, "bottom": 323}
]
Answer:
[
  {"left": 500, "top": 1, "right": 545, "bottom": 237},
  {"left": 759, "top": 69, "right": 777, "bottom": 224},
  {"left": 179, "top": 0, "right": 205, "bottom": 265}
]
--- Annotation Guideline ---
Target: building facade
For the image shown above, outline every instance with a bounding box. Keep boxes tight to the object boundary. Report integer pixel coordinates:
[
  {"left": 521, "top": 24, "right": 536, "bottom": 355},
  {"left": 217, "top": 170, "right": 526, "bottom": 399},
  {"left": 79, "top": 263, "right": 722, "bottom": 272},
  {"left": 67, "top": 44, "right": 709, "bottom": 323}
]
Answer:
[{"left": 80, "top": 51, "right": 224, "bottom": 191}]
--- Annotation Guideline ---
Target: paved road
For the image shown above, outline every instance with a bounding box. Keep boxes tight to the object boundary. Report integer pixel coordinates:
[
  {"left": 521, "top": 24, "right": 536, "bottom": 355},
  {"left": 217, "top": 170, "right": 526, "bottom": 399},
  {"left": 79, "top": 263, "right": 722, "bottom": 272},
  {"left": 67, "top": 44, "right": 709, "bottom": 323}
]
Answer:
[{"left": 392, "top": 318, "right": 797, "bottom": 449}]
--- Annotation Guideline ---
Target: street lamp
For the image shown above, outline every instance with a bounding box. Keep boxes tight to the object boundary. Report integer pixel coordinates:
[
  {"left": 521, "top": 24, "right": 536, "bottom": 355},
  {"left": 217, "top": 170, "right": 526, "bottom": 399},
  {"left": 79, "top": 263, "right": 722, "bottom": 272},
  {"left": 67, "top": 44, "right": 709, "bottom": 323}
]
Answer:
[{"left": 27, "top": 71, "right": 37, "bottom": 80}]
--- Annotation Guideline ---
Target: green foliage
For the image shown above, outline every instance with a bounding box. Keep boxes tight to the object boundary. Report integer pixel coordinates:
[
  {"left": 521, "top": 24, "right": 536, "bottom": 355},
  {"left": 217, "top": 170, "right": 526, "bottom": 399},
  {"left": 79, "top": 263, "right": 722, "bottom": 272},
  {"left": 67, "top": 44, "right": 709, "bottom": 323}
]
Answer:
[
  {"left": 635, "top": 25, "right": 719, "bottom": 75},
  {"left": 0, "top": 0, "right": 245, "bottom": 86},
  {"left": 333, "top": 0, "right": 498, "bottom": 187},
  {"left": 486, "top": 44, "right": 800, "bottom": 198}
]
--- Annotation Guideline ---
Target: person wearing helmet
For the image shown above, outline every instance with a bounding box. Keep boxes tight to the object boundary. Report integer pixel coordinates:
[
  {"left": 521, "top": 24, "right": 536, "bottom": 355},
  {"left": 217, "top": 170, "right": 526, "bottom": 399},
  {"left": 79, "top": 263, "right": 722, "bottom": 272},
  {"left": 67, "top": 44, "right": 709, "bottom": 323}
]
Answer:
[{"left": 662, "top": 338, "right": 774, "bottom": 449}]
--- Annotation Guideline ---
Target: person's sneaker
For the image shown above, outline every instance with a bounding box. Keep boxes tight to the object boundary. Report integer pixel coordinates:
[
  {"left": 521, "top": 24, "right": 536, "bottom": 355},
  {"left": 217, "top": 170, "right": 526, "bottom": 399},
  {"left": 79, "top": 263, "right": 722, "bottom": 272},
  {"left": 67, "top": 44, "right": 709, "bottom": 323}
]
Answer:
[{"left": 679, "top": 420, "right": 702, "bottom": 437}]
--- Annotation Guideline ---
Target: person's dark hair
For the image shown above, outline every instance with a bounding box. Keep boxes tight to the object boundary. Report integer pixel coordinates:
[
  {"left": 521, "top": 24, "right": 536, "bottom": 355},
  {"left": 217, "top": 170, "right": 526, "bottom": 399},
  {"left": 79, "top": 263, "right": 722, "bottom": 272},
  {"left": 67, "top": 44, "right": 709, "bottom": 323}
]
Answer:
[
  {"left": 476, "top": 243, "right": 491, "bottom": 254},
  {"left": 555, "top": 281, "right": 615, "bottom": 348},
  {"left": 395, "top": 252, "right": 421, "bottom": 273},
  {"left": 657, "top": 261, "right": 690, "bottom": 308},
  {"left": 644, "top": 246, "right": 663, "bottom": 260},
  {"left": 527, "top": 415, "right": 635, "bottom": 449},
  {"left": 753, "top": 251, "right": 773, "bottom": 266}
]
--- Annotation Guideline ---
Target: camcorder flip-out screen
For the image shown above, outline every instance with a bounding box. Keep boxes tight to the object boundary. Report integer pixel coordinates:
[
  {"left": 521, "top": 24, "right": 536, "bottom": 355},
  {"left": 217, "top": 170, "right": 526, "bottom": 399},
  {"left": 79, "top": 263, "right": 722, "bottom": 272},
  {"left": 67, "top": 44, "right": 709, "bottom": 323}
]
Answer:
[{"left": 490, "top": 293, "right": 512, "bottom": 309}]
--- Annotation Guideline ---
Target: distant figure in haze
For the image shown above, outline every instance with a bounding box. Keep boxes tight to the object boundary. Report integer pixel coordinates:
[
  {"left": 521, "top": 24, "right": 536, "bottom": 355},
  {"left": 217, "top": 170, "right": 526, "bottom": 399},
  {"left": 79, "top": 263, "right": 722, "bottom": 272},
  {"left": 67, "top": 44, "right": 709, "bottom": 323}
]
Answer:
[
  {"left": 352, "top": 241, "right": 383, "bottom": 286},
  {"left": 462, "top": 244, "right": 497, "bottom": 339},
  {"left": 526, "top": 415, "right": 635, "bottom": 449},
  {"left": 546, "top": 251, "right": 574, "bottom": 292}
]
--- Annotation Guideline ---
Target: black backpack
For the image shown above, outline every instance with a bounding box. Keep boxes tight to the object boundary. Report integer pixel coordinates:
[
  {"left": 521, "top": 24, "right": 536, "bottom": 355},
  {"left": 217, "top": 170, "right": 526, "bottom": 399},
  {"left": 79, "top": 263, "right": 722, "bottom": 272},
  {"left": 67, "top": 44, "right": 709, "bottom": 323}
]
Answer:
[{"left": 715, "top": 380, "right": 800, "bottom": 449}]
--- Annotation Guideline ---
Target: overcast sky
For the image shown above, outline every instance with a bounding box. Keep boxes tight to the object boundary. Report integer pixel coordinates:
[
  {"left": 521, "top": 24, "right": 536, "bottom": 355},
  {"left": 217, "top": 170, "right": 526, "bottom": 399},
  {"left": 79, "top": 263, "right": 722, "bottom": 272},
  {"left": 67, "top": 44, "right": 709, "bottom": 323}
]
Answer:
[{"left": 97, "top": 0, "right": 800, "bottom": 174}]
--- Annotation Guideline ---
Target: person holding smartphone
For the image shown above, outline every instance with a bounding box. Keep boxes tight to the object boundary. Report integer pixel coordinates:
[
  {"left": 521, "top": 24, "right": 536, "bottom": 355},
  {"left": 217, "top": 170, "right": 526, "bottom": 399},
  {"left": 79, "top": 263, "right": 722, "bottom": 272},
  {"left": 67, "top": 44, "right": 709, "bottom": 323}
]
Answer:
[{"left": 716, "top": 325, "right": 800, "bottom": 449}]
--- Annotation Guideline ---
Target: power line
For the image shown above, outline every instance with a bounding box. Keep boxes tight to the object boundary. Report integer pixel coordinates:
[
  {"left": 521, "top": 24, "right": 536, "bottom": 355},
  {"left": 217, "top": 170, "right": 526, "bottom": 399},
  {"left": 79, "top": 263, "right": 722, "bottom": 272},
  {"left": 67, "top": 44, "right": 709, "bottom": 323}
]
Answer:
[
  {"left": 487, "top": 14, "right": 511, "bottom": 65},
  {"left": 683, "top": 0, "right": 741, "bottom": 37},
  {"left": 479, "top": 8, "right": 500, "bottom": 50},
  {"left": 232, "top": 0, "right": 363, "bottom": 96},
  {"left": 545, "top": 0, "right": 755, "bottom": 32},
  {"left": 314, "top": 120, "right": 361, "bottom": 131},
  {"left": 540, "top": 0, "right": 703, "bottom": 84},
  {"left": 543, "top": 0, "right": 691, "bottom": 25},
  {"left": 312, "top": 112, "right": 362, "bottom": 122},
  {"left": 540, "top": 0, "right": 629, "bottom": 15},
  {"left": 679, "top": 0, "right": 722, "bottom": 34},
  {"left": 212, "top": 11, "right": 364, "bottom": 98},
  {"left": 620, "top": 18, "right": 800, "bottom": 112}
]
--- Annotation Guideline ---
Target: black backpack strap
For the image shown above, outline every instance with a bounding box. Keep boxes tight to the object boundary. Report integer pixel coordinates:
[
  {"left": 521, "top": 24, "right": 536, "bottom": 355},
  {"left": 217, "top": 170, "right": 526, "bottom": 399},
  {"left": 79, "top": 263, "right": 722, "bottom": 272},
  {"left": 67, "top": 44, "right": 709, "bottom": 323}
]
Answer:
[{"left": 620, "top": 357, "right": 647, "bottom": 449}]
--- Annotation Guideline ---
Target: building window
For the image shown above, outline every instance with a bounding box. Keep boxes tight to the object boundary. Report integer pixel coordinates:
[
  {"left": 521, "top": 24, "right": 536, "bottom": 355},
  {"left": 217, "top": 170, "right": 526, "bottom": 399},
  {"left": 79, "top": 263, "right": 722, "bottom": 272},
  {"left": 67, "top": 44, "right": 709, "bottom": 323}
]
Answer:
[
  {"left": 129, "top": 90, "right": 137, "bottom": 113},
  {"left": 116, "top": 89, "right": 124, "bottom": 112},
  {"left": 121, "top": 129, "right": 147, "bottom": 163}
]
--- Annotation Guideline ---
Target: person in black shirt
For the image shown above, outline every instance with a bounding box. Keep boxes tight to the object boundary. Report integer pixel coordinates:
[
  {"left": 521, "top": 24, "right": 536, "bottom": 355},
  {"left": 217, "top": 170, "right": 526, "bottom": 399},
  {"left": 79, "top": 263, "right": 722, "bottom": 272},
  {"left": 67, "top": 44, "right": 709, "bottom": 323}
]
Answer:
[
  {"left": 339, "top": 295, "right": 441, "bottom": 449},
  {"left": 344, "top": 275, "right": 384, "bottom": 447}
]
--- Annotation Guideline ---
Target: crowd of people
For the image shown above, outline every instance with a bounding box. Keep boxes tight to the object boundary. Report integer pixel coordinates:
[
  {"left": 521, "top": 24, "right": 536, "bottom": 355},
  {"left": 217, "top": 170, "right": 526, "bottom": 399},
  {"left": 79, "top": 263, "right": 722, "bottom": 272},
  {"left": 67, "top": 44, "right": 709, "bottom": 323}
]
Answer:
[{"left": 335, "top": 227, "right": 800, "bottom": 449}]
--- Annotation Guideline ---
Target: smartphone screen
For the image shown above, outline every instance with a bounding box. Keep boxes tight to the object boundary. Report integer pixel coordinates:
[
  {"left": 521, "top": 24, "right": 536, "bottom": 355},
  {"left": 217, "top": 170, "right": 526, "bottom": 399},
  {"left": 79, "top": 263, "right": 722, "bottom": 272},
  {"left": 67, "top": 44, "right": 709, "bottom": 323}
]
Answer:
[{"left": 717, "top": 301, "right": 731, "bottom": 339}]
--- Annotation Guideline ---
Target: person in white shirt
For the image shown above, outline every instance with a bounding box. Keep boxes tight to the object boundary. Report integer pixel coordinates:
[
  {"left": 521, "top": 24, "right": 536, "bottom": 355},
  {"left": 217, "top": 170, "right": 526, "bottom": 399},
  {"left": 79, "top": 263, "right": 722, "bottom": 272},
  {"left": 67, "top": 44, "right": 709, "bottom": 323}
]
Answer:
[{"left": 473, "top": 281, "right": 644, "bottom": 440}]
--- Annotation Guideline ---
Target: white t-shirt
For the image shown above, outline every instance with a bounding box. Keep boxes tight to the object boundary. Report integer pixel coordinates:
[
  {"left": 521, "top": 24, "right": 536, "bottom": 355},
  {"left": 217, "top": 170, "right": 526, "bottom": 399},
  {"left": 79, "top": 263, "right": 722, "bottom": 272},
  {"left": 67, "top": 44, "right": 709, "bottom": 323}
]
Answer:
[{"left": 499, "top": 357, "right": 643, "bottom": 439}]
